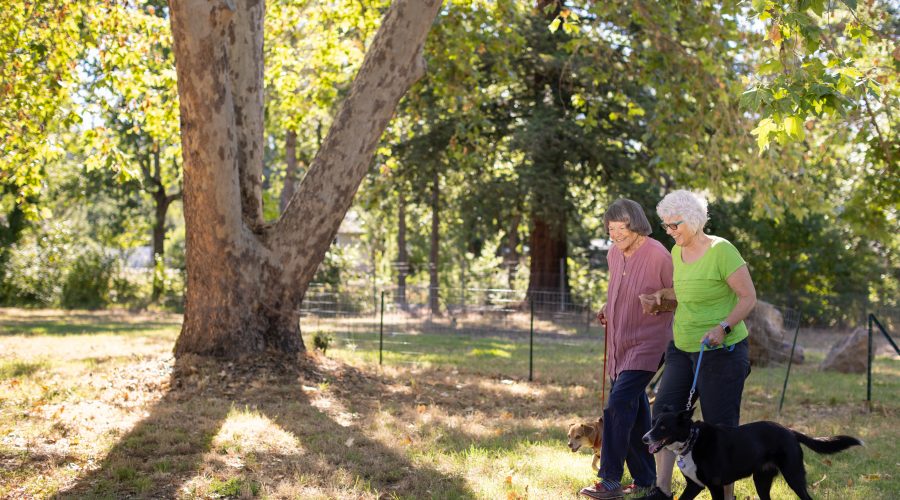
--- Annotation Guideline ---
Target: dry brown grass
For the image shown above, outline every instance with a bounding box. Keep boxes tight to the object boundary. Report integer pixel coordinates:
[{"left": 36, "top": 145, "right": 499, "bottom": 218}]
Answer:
[
  {"left": 1, "top": 308, "right": 896, "bottom": 499},
  {"left": 0, "top": 309, "right": 598, "bottom": 499}
]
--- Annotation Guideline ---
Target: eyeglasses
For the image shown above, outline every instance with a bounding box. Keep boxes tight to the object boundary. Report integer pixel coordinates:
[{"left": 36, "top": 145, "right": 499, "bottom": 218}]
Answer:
[{"left": 660, "top": 220, "right": 685, "bottom": 231}]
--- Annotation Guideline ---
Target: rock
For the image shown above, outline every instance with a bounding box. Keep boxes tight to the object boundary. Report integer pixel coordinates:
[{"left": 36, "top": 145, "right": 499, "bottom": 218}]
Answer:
[
  {"left": 745, "top": 301, "right": 804, "bottom": 366},
  {"left": 820, "top": 327, "right": 868, "bottom": 373}
]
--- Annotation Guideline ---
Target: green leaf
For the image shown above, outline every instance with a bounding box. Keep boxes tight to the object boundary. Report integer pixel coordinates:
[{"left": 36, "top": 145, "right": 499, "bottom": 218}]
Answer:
[
  {"left": 549, "top": 18, "right": 561, "bottom": 33},
  {"left": 840, "top": 0, "right": 857, "bottom": 11},
  {"left": 751, "top": 118, "right": 778, "bottom": 151},
  {"left": 758, "top": 58, "right": 782, "bottom": 75},
  {"left": 866, "top": 79, "right": 882, "bottom": 97},
  {"left": 627, "top": 103, "right": 645, "bottom": 117},
  {"left": 783, "top": 115, "right": 805, "bottom": 139},
  {"left": 740, "top": 87, "right": 769, "bottom": 111},
  {"left": 837, "top": 67, "right": 862, "bottom": 79}
]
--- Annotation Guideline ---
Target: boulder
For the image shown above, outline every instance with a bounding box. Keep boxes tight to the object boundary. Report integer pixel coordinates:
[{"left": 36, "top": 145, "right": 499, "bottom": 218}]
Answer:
[
  {"left": 820, "top": 327, "right": 868, "bottom": 373},
  {"left": 745, "top": 301, "right": 805, "bottom": 366}
]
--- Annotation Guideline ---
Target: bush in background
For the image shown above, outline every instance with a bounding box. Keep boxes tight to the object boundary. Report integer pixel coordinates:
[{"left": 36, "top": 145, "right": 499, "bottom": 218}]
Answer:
[{"left": 60, "top": 249, "right": 116, "bottom": 309}]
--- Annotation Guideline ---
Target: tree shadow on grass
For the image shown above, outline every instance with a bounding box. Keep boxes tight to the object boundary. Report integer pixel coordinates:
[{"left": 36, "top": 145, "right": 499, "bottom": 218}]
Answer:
[{"left": 54, "top": 354, "right": 473, "bottom": 499}]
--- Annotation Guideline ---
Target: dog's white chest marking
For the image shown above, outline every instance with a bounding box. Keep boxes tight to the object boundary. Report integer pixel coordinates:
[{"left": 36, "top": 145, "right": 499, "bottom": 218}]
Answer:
[{"left": 677, "top": 451, "right": 705, "bottom": 487}]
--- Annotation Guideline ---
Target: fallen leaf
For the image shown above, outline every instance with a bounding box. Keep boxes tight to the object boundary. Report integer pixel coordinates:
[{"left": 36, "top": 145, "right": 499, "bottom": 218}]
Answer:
[
  {"left": 505, "top": 475, "right": 512, "bottom": 485},
  {"left": 861, "top": 473, "right": 881, "bottom": 481},
  {"left": 416, "top": 404, "right": 427, "bottom": 414},
  {"left": 345, "top": 437, "right": 355, "bottom": 447},
  {"left": 811, "top": 474, "right": 827, "bottom": 488}
]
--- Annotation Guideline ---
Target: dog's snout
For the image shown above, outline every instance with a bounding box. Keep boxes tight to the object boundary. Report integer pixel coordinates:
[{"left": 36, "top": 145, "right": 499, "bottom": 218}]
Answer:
[{"left": 641, "top": 432, "right": 651, "bottom": 444}]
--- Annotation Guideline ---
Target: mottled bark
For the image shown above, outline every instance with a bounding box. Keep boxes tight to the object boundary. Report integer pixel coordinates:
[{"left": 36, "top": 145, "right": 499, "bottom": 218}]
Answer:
[
  {"left": 230, "top": 0, "right": 266, "bottom": 230},
  {"left": 169, "top": 0, "right": 443, "bottom": 358}
]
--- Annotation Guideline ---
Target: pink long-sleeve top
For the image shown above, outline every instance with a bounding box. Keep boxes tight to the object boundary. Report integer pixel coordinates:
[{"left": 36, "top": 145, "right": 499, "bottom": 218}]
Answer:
[{"left": 605, "top": 237, "right": 674, "bottom": 378}]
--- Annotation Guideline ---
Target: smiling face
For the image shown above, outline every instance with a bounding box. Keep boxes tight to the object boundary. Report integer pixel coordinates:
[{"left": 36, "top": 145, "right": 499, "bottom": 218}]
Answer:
[
  {"left": 661, "top": 215, "right": 695, "bottom": 247},
  {"left": 608, "top": 221, "right": 643, "bottom": 254}
]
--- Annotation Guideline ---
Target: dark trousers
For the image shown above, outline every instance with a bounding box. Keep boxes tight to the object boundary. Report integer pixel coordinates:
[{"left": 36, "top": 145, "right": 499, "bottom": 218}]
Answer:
[
  {"left": 652, "top": 339, "right": 750, "bottom": 427},
  {"left": 598, "top": 369, "right": 656, "bottom": 487}
]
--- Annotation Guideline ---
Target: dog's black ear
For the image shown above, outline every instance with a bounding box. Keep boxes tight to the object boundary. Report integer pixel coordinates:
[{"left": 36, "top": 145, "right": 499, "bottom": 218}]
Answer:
[
  {"left": 660, "top": 404, "right": 674, "bottom": 414},
  {"left": 678, "top": 406, "right": 695, "bottom": 421}
]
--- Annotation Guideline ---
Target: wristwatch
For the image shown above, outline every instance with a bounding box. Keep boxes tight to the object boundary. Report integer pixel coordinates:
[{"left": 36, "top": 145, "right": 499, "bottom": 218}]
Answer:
[{"left": 719, "top": 321, "right": 732, "bottom": 334}]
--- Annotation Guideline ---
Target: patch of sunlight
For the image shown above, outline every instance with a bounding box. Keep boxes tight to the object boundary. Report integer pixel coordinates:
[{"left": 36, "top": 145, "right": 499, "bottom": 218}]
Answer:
[
  {"left": 475, "top": 378, "right": 545, "bottom": 398},
  {"left": 458, "top": 445, "right": 558, "bottom": 499},
  {"left": 463, "top": 443, "right": 595, "bottom": 498},
  {"left": 467, "top": 348, "right": 511, "bottom": 358},
  {"left": 0, "top": 333, "right": 175, "bottom": 361},
  {"left": 213, "top": 406, "right": 302, "bottom": 456}
]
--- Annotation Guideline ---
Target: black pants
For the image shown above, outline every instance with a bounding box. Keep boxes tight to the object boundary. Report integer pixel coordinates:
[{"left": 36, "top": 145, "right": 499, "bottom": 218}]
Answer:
[{"left": 652, "top": 340, "right": 750, "bottom": 426}]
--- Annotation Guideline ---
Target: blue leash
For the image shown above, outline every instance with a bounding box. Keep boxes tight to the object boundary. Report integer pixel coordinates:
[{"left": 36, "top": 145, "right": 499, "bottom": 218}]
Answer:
[{"left": 685, "top": 339, "right": 734, "bottom": 411}]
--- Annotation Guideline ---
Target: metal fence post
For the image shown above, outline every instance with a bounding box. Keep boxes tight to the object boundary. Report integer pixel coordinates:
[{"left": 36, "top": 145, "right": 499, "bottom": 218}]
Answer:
[
  {"left": 867, "top": 313, "right": 873, "bottom": 410},
  {"left": 529, "top": 297, "right": 534, "bottom": 382},
  {"left": 379, "top": 290, "right": 385, "bottom": 366},
  {"left": 778, "top": 313, "right": 802, "bottom": 415}
]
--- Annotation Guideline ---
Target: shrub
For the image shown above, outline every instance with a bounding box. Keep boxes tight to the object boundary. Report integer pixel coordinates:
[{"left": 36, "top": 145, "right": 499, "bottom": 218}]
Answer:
[{"left": 60, "top": 250, "right": 116, "bottom": 309}]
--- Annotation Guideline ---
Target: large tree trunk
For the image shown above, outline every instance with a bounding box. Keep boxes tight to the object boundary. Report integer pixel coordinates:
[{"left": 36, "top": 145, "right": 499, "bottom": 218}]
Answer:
[
  {"left": 170, "top": 0, "right": 442, "bottom": 358},
  {"left": 428, "top": 169, "right": 440, "bottom": 316},
  {"left": 527, "top": 214, "right": 568, "bottom": 308}
]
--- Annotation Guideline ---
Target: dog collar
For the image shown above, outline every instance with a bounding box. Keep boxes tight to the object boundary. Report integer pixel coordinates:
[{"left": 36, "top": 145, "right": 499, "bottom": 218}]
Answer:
[{"left": 674, "top": 425, "right": 700, "bottom": 456}]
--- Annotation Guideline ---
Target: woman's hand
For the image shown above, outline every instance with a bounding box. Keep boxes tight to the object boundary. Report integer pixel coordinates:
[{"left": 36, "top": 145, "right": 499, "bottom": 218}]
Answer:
[
  {"left": 638, "top": 293, "right": 661, "bottom": 315},
  {"left": 596, "top": 304, "right": 607, "bottom": 326},
  {"left": 702, "top": 326, "right": 726, "bottom": 347},
  {"left": 638, "top": 288, "right": 677, "bottom": 314}
]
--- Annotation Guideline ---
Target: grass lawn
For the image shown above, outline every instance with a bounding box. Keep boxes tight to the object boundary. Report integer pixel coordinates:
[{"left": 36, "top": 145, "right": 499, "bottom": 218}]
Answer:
[{"left": 0, "top": 308, "right": 897, "bottom": 499}]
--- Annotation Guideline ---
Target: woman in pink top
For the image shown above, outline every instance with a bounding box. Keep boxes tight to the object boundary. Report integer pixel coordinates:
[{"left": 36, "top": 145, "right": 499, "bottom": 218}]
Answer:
[{"left": 580, "top": 199, "right": 674, "bottom": 500}]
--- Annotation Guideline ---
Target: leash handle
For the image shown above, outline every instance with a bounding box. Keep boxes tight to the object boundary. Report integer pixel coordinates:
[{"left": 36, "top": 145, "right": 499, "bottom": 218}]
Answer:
[{"left": 686, "top": 340, "right": 710, "bottom": 411}]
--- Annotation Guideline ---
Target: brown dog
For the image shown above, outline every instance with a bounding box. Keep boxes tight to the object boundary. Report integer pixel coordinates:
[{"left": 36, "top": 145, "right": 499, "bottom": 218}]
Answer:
[{"left": 567, "top": 418, "right": 603, "bottom": 470}]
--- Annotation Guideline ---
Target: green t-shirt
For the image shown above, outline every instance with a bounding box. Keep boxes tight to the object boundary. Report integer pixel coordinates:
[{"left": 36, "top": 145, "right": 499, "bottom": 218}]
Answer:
[{"left": 672, "top": 236, "right": 749, "bottom": 352}]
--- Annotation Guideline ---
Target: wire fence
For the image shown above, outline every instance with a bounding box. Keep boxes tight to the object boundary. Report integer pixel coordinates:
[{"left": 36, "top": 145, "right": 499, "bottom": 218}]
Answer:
[
  {"left": 300, "top": 284, "right": 603, "bottom": 384},
  {"left": 301, "top": 283, "right": 900, "bottom": 414},
  {"left": 299, "top": 284, "right": 863, "bottom": 401}
]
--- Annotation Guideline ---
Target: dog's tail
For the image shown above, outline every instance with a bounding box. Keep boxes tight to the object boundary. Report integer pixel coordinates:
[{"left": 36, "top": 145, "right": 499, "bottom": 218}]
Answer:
[{"left": 793, "top": 432, "right": 863, "bottom": 455}]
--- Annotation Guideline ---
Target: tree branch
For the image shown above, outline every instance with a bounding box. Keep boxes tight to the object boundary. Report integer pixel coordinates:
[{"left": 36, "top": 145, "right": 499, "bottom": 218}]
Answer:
[{"left": 272, "top": 0, "right": 443, "bottom": 289}]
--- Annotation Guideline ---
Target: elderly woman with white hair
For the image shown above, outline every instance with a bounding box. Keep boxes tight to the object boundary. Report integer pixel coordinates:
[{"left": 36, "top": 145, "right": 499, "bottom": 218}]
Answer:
[{"left": 633, "top": 190, "right": 757, "bottom": 500}]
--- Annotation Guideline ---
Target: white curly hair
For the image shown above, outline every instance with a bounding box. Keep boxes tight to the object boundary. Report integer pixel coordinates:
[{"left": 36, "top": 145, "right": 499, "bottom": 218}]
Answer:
[{"left": 656, "top": 190, "right": 708, "bottom": 234}]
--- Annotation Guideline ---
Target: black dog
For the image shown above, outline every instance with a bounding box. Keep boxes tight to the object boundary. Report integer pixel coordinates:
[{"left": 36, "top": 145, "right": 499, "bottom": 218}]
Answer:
[{"left": 642, "top": 408, "right": 862, "bottom": 500}]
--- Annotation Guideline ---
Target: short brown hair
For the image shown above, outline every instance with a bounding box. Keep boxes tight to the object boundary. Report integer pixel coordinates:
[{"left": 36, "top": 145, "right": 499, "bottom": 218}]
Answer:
[{"left": 604, "top": 198, "right": 652, "bottom": 236}]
